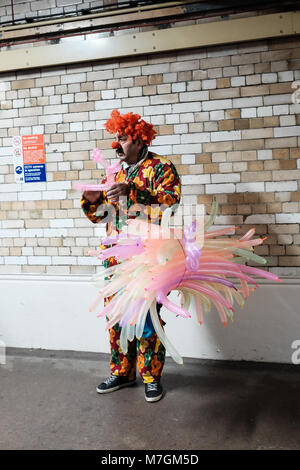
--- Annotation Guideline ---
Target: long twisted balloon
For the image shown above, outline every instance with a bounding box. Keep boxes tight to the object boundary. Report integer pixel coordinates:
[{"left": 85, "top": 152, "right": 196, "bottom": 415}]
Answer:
[
  {"left": 73, "top": 148, "right": 121, "bottom": 192},
  {"left": 88, "top": 197, "right": 281, "bottom": 364}
]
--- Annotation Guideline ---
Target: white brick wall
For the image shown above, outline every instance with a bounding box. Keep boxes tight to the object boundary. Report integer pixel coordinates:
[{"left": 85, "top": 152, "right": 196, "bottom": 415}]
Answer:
[
  {"left": 276, "top": 214, "right": 300, "bottom": 223},
  {"left": 236, "top": 183, "right": 265, "bottom": 193},
  {"left": 266, "top": 182, "right": 298, "bottom": 192},
  {"left": 211, "top": 173, "right": 240, "bottom": 183},
  {"left": 245, "top": 214, "right": 276, "bottom": 224},
  {"left": 202, "top": 99, "right": 232, "bottom": 111},
  {"left": 181, "top": 175, "right": 211, "bottom": 185},
  {"left": 206, "top": 184, "right": 236, "bottom": 194},
  {"left": 0, "top": 34, "right": 299, "bottom": 275}
]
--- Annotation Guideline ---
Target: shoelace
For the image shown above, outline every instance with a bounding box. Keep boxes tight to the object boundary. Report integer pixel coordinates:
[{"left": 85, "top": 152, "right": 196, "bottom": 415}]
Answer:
[
  {"left": 147, "top": 382, "right": 159, "bottom": 391},
  {"left": 104, "top": 376, "right": 116, "bottom": 385}
]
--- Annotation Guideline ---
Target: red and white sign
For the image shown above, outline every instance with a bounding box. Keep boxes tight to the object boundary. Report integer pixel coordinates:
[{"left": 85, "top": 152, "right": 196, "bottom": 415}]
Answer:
[{"left": 13, "top": 135, "right": 46, "bottom": 183}]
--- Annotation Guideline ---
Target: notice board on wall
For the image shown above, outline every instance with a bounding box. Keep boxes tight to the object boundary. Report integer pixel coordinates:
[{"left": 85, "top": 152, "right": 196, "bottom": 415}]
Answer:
[{"left": 13, "top": 135, "right": 46, "bottom": 183}]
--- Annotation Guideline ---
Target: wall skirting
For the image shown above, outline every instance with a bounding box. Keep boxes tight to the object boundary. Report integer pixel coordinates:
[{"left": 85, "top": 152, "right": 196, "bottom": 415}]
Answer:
[{"left": 1, "top": 274, "right": 299, "bottom": 365}]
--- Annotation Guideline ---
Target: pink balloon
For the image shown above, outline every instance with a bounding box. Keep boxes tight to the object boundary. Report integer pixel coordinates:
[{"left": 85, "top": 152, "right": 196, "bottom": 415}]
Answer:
[{"left": 73, "top": 148, "right": 121, "bottom": 192}]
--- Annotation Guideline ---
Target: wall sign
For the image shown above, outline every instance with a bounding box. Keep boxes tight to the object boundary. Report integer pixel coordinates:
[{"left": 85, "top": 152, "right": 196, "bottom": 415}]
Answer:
[{"left": 13, "top": 135, "right": 46, "bottom": 183}]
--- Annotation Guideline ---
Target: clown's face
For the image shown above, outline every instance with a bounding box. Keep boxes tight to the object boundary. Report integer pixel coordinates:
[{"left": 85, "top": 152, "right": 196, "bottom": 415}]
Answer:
[{"left": 114, "top": 132, "right": 144, "bottom": 165}]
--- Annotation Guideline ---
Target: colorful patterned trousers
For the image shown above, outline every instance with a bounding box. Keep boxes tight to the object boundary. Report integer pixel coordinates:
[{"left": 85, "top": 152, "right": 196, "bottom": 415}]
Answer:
[
  {"left": 103, "top": 252, "right": 166, "bottom": 383},
  {"left": 105, "top": 295, "right": 166, "bottom": 383}
]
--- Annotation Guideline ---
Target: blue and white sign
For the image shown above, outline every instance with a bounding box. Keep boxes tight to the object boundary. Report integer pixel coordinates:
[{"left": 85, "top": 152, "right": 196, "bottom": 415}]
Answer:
[{"left": 24, "top": 164, "right": 46, "bottom": 183}]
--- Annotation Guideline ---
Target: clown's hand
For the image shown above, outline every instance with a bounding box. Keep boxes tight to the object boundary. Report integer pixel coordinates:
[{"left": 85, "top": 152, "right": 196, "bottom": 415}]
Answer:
[{"left": 106, "top": 183, "right": 130, "bottom": 202}]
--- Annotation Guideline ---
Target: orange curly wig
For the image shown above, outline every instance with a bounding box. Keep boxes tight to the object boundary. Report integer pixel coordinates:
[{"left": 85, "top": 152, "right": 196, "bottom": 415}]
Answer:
[{"left": 105, "top": 109, "right": 157, "bottom": 149}]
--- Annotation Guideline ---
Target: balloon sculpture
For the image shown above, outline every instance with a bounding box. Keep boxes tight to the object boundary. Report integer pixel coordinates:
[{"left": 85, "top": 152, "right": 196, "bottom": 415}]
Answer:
[
  {"left": 86, "top": 199, "right": 281, "bottom": 365},
  {"left": 73, "top": 148, "right": 121, "bottom": 192},
  {"left": 75, "top": 148, "right": 281, "bottom": 365}
]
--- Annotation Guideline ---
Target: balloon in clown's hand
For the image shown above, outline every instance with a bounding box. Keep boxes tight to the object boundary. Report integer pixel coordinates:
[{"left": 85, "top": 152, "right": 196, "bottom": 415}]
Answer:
[{"left": 73, "top": 148, "right": 121, "bottom": 192}]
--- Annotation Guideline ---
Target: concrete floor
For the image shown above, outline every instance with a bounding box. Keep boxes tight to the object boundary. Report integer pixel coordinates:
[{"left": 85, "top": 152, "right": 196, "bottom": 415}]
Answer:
[{"left": 0, "top": 348, "right": 300, "bottom": 450}]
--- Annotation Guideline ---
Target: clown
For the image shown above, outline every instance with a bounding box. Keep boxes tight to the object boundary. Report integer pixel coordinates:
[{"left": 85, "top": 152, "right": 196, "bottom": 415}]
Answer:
[{"left": 81, "top": 110, "right": 181, "bottom": 402}]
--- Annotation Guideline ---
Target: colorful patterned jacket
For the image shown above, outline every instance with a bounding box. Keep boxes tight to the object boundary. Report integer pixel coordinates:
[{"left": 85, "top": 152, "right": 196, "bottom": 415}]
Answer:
[{"left": 81, "top": 151, "right": 181, "bottom": 268}]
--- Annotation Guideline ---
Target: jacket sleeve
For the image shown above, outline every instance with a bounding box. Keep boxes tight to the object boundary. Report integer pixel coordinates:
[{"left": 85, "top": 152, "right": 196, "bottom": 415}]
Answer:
[{"left": 80, "top": 176, "right": 118, "bottom": 224}]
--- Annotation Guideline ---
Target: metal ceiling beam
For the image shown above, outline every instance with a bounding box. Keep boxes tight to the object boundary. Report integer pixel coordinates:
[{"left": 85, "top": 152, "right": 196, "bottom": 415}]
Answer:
[
  {"left": 1, "top": 1, "right": 197, "bottom": 31},
  {"left": 0, "top": 11, "right": 299, "bottom": 73},
  {"left": 1, "top": 1, "right": 298, "bottom": 39},
  {"left": 0, "top": 5, "right": 187, "bottom": 41}
]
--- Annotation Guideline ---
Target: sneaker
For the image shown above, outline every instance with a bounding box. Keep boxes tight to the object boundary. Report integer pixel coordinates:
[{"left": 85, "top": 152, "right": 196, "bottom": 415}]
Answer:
[
  {"left": 96, "top": 375, "right": 136, "bottom": 394},
  {"left": 145, "top": 381, "right": 163, "bottom": 403}
]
